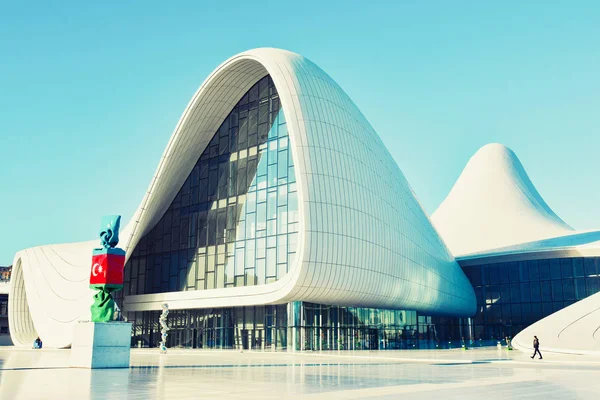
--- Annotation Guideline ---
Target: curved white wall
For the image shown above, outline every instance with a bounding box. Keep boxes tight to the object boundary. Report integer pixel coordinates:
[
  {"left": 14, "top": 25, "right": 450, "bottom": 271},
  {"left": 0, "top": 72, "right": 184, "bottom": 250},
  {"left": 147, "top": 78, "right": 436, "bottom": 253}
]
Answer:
[
  {"left": 512, "top": 290, "right": 600, "bottom": 355},
  {"left": 432, "top": 143, "right": 574, "bottom": 257},
  {"left": 10, "top": 48, "right": 475, "bottom": 348},
  {"left": 9, "top": 241, "right": 96, "bottom": 347}
]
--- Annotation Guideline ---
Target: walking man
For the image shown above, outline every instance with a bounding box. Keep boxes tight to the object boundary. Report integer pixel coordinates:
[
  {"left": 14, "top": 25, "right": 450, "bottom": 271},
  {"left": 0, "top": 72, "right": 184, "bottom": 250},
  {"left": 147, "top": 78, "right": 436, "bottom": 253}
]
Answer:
[{"left": 531, "top": 335, "right": 542, "bottom": 359}]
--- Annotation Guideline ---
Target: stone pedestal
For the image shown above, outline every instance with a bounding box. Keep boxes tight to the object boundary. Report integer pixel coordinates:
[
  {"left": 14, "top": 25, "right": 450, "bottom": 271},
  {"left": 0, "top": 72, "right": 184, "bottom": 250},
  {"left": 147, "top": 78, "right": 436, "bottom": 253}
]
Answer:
[{"left": 70, "top": 321, "right": 132, "bottom": 369}]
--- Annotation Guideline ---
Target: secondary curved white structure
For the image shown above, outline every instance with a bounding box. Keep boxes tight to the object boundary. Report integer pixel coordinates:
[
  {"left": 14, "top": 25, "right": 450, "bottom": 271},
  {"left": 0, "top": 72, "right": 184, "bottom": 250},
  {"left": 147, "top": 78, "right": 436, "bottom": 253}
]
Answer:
[
  {"left": 458, "top": 229, "right": 600, "bottom": 261},
  {"left": 512, "top": 290, "right": 600, "bottom": 355},
  {"left": 9, "top": 241, "right": 96, "bottom": 349},
  {"left": 10, "top": 48, "right": 476, "bottom": 348},
  {"left": 432, "top": 143, "right": 574, "bottom": 257}
]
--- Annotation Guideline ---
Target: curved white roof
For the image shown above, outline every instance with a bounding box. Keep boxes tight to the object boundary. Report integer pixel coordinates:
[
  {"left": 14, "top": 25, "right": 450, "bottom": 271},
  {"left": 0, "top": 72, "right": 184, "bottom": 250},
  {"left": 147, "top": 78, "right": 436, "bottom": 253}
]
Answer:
[
  {"left": 10, "top": 48, "right": 475, "bottom": 348},
  {"left": 432, "top": 143, "right": 575, "bottom": 257},
  {"left": 457, "top": 229, "right": 600, "bottom": 262}
]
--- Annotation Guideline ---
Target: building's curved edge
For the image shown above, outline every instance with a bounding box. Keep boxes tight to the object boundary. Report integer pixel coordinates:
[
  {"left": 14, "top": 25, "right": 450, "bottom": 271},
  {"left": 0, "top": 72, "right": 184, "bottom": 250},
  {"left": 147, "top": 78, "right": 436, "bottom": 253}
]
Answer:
[
  {"left": 457, "top": 230, "right": 600, "bottom": 263},
  {"left": 512, "top": 290, "right": 600, "bottom": 356},
  {"left": 432, "top": 143, "right": 574, "bottom": 257},
  {"left": 274, "top": 53, "right": 475, "bottom": 316},
  {"left": 8, "top": 255, "right": 37, "bottom": 346}
]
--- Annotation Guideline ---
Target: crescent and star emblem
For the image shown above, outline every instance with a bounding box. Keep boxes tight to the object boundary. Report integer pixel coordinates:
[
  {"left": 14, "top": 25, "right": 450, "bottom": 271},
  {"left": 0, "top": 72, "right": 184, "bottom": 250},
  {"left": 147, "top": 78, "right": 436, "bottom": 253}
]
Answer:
[{"left": 92, "top": 263, "right": 104, "bottom": 277}]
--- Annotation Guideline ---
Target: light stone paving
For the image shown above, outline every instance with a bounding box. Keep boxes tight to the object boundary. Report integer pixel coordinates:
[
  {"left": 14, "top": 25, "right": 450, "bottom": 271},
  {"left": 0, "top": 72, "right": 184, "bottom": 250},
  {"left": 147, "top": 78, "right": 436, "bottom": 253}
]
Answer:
[{"left": 1, "top": 347, "right": 599, "bottom": 399}]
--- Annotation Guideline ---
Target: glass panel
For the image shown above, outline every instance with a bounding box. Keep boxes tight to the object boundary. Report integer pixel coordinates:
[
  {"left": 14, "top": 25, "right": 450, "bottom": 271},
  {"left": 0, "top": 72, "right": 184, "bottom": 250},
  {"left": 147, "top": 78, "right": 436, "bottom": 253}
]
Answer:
[
  {"left": 552, "top": 280, "right": 564, "bottom": 301},
  {"left": 122, "top": 75, "right": 297, "bottom": 295},
  {"left": 531, "top": 302, "right": 542, "bottom": 321},
  {"left": 563, "top": 279, "right": 575, "bottom": 300},
  {"left": 584, "top": 258, "right": 597, "bottom": 277},
  {"left": 573, "top": 258, "right": 584, "bottom": 277},
  {"left": 550, "top": 259, "right": 561, "bottom": 280},
  {"left": 521, "top": 303, "right": 532, "bottom": 324},
  {"left": 542, "top": 302, "right": 554, "bottom": 317},
  {"left": 538, "top": 259, "right": 551, "bottom": 280},
  {"left": 266, "top": 248, "right": 276, "bottom": 277},
  {"left": 574, "top": 278, "right": 586, "bottom": 300},
  {"left": 520, "top": 283, "right": 531, "bottom": 303},
  {"left": 499, "top": 263, "right": 510, "bottom": 284},
  {"left": 267, "top": 191, "right": 277, "bottom": 220},
  {"left": 541, "top": 281, "right": 552, "bottom": 301},
  {"left": 509, "top": 283, "right": 519, "bottom": 303},
  {"left": 518, "top": 262, "right": 528, "bottom": 282},
  {"left": 528, "top": 260, "right": 539, "bottom": 281},
  {"left": 530, "top": 281, "right": 541, "bottom": 302},
  {"left": 482, "top": 265, "right": 489, "bottom": 285},
  {"left": 511, "top": 304, "right": 522, "bottom": 324},
  {"left": 468, "top": 266, "right": 482, "bottom": 286},
  {"left": 489, "top": 264, "right": 499, "bottom": 284},
  {"left": 586, "top": 277, "right": 599, "bottom": 297},
  {"left": 560, "top": 258, "right": 573, "bottom": 278}
]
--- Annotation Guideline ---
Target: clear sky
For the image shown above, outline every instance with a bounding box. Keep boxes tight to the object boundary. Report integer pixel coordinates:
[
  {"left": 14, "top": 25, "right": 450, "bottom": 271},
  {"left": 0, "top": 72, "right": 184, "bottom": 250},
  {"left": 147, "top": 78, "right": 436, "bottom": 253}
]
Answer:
[{"left": 1, "top": 1, "right": 599, "bottom": 265}]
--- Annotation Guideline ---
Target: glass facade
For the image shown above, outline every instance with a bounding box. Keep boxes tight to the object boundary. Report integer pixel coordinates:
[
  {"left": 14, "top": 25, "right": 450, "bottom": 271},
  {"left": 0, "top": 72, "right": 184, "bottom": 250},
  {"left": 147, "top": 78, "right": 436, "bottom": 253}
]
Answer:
[
  {"left": 125, "top": 302, "right": 469, "bottom": 351},
  {"left": 461, "top": 256, "right": 600, "bottom": 342},
  {"left": 123, "top": 75, "right": 299, "bottom": 296},
  {"left": 0, "top": 295, "right": 7, "bottom": 318},
  {"left": 122, "top": 255, "right": 600, "bottom": 351},
  {"left": 286, "top": 303, "right": 466, "bottom": 351},
  {"left": 0, "top": 294, "right": 8, "bottom": 335},
  {"left": 127, "top": 305, "right": 289, "bottom": 350}
]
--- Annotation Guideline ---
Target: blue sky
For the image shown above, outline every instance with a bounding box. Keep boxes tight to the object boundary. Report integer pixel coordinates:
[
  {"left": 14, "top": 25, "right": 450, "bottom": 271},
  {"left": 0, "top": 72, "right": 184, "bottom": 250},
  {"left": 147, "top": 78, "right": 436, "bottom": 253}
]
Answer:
[{"left": 1, "top": 1, "right": 599, "bottom": 265}]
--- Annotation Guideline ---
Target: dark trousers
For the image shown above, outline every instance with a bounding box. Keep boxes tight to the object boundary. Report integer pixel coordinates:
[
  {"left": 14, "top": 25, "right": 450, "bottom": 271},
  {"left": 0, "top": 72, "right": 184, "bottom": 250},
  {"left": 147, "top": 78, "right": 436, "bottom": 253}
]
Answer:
[{"left": 532, "top": 347, "right": 542, "bottom": 358}]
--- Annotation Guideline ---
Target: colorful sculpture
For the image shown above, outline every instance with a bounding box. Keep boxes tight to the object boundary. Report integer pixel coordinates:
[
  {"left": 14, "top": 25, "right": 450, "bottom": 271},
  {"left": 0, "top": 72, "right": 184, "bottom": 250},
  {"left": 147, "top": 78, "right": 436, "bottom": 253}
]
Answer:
[
  {"left": 90, "top": 215, "right": 125, "bottom": 322},
  {"left": 159, "top": 303, "right": 169, "bottom": 354}
]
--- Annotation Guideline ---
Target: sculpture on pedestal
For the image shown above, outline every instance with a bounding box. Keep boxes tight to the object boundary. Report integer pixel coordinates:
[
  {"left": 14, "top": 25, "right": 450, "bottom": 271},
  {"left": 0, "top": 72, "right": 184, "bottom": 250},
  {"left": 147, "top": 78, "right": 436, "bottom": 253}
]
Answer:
[
  {"left": 89, "top": 215, "right": 125, "bottom": 322},
  {"left": 69, "top": 217, "right": 130, "bottom": 369},
  {"left": 159, "top": 303, "right": 169, "bottom": 354}
]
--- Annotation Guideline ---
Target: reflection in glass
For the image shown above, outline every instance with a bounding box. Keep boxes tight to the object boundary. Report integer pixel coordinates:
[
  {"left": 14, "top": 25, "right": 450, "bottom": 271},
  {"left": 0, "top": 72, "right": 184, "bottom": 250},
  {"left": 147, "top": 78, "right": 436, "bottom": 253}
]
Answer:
[
  {"left": 123, "top": 75, "right": 298, "bottom": 295},
  {"left": 461, "top": 256, "right": 600, "bottom": 342}
]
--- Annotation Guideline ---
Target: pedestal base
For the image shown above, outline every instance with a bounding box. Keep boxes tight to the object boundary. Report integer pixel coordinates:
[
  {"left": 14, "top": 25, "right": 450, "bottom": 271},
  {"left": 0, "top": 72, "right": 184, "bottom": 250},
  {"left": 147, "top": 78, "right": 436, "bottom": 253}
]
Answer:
[{"left": 70, "top": 321, "right": 132, "bottom": 369}]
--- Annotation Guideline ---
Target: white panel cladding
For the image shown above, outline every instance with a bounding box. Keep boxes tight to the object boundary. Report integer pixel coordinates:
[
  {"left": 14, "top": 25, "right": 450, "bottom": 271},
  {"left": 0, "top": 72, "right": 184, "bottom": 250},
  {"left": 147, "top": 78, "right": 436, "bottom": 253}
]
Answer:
[
  {"left": 432, "top": 143, "right": 574, "bottom": 257},
  {"left": 278, "top": 56, "right": 474, "bottom": 313},
  {"left": 9, "top": 241, "right": 96, "bottom": 348},
  {"left": 10, "top": 48, "right": 476, "bottom": 348}
]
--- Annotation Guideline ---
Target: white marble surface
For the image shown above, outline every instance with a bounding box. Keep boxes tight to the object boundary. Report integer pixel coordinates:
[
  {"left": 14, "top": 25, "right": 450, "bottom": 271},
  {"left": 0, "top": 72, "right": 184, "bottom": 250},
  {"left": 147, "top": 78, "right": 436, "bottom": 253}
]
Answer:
[
  {"left": 70, "top": 322, "right": 132, "bottom": 369},
  {"left": 1, "top": 347, "right": 599, "bottom": 399}
]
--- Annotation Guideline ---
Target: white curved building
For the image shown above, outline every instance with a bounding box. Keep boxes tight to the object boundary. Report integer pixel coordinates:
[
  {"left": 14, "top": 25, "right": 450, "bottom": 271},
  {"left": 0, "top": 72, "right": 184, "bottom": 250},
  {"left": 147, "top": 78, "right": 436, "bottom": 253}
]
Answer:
[
  {"left": 10, "top": 48, "right": 475, "bottom": 350},
  {"left": 432, "top": 143, "right": 574, "bottom": 257},
  {"left": 435, "top": 143, "right": 600, "bottom": 355}
]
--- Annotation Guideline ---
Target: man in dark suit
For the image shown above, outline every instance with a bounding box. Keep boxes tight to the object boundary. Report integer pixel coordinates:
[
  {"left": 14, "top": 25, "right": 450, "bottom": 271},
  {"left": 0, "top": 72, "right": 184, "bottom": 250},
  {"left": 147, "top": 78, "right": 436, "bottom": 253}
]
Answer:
[{"left": 530, "top": 335, "right": 542, "bottom": 359}]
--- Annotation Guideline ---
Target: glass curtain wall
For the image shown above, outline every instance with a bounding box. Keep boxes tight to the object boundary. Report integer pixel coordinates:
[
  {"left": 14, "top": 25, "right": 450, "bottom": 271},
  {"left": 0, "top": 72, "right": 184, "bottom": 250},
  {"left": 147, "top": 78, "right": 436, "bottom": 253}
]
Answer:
[
  {"left": 125, "top": 302, "right": 471, "bottom": 350},
  {"left": 288, "top": 302, "right": 468, "bottom": 351},
  {"left": 127, "top": 305, "right": 288, "bottom": 350},
  {"left": 461, "top": 256, "right": 600, "bottom": 342},
  {"left": 122, "top": 75, "right": 299, "bottom": 297}
]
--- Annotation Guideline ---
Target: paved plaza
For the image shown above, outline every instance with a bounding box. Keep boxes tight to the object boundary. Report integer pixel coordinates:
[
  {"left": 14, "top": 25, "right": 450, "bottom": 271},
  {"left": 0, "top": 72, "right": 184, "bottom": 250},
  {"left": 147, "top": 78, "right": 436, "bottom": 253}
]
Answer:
[{"left": 1, "top": 347, "right": 599, "bottom": 399}]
